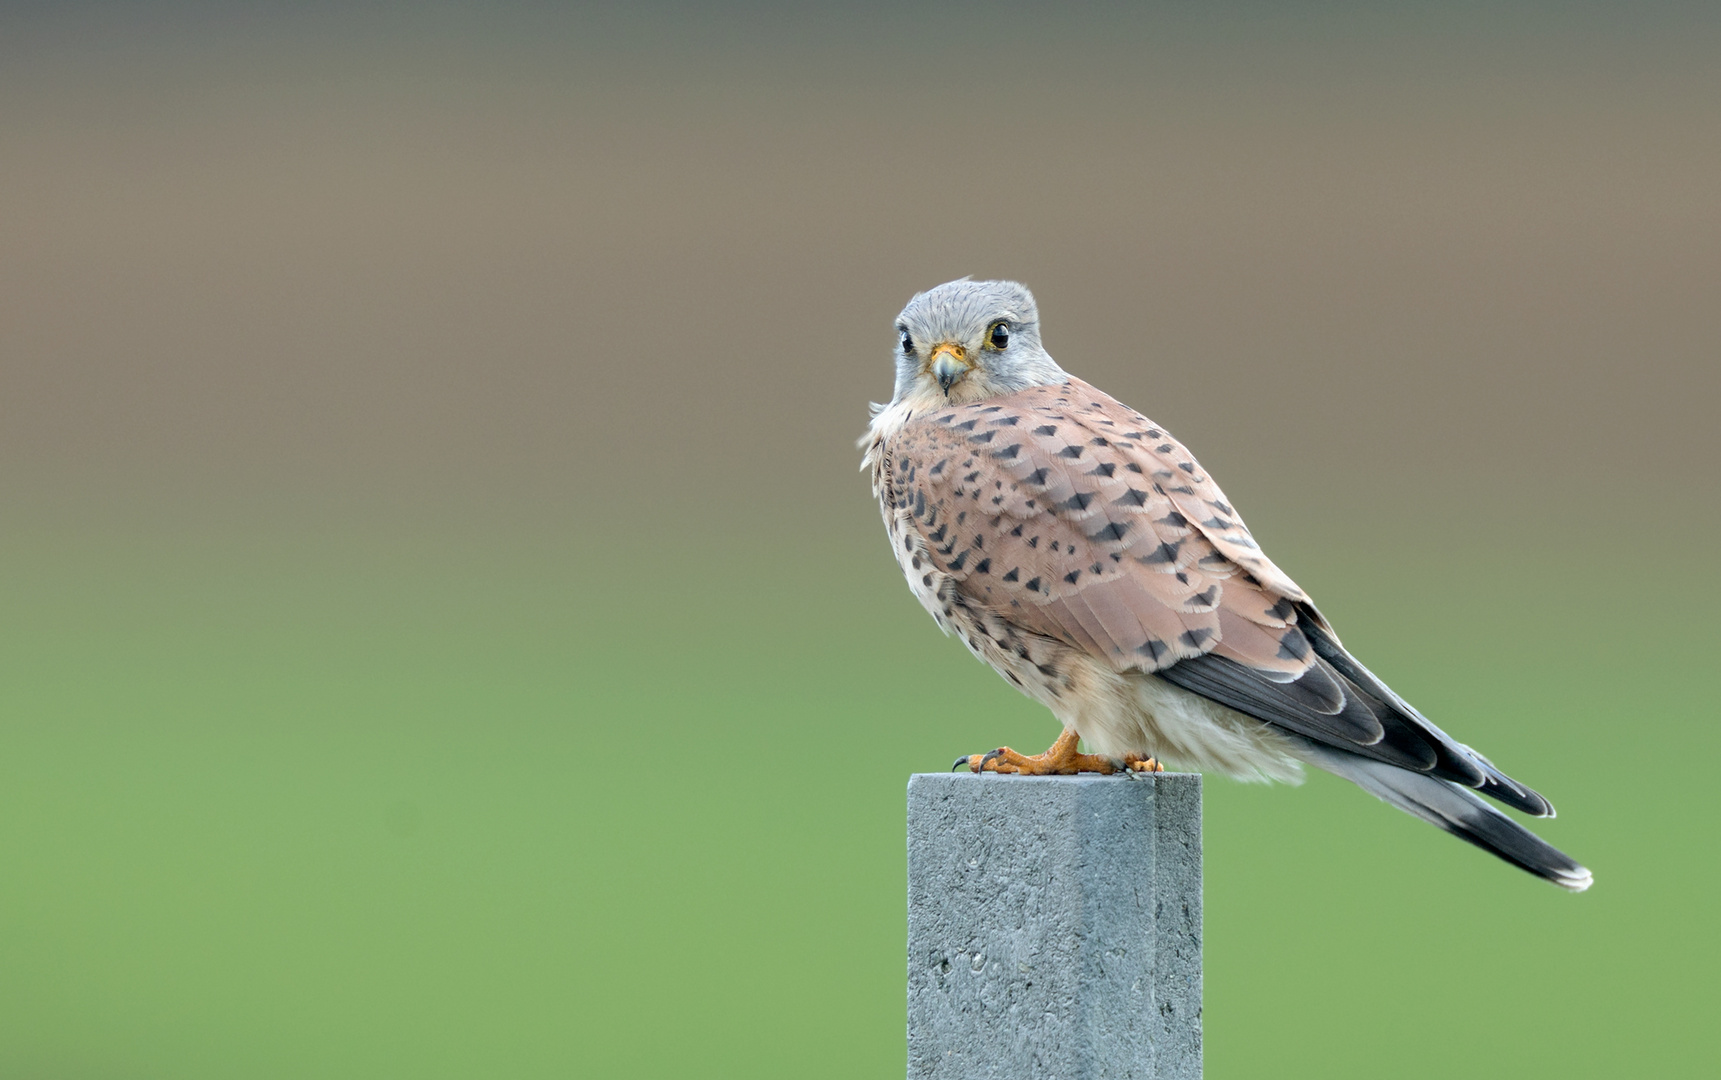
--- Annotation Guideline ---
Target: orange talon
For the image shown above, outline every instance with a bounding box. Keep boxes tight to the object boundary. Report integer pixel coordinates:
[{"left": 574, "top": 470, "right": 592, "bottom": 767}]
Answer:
[
  {"left": 1124, "top": 754, "right": 1165, "bottom": 773},
  {"left": 960, "top": 728, "right": 1117, "bottom": 775}
]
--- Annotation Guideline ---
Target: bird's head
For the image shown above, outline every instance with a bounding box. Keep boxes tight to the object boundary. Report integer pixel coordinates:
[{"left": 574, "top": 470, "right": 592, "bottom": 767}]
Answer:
[{"left": 891, "top": 278, "right": 1067, "bottom": 407}]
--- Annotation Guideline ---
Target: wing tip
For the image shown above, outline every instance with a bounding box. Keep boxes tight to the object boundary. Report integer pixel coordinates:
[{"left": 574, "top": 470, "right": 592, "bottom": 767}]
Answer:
[{"left": 1480, "top": 776, "right": 1557, "bottom": 818}]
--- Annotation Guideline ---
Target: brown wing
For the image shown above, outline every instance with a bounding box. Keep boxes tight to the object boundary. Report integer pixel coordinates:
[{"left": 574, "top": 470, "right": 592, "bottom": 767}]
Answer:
[
  {"left": 883, "top": 377, "right": 1316, "bottom": 677},
  {"left": 882, "top": 377, "right": 1553, "bottom": 814}
]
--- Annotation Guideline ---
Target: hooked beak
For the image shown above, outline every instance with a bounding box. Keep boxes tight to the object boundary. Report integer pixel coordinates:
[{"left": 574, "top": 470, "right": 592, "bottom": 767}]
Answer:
[{"left": 928, "top": 343, "right": 971, "bottom": 395}]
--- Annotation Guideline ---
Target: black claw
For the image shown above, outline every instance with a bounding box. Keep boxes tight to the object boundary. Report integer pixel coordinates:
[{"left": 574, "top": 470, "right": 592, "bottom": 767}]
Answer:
[
  {"left": 952, "top": 755, "right": 973, "bottom": 772},
  {"left": 978, "top": 748, "right": 1006, "bottom": 771}
]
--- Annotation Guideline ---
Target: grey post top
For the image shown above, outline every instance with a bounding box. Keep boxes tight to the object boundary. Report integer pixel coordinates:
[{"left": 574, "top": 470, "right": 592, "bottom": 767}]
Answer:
[{"left": 906, "top": 772, "right": 1202, "bottom": 1080}]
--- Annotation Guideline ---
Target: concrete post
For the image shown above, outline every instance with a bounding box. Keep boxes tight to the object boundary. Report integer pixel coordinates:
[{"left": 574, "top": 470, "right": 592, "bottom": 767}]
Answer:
[{"left": 906, "top": 772, "right": 1202, "bottom": 1079}]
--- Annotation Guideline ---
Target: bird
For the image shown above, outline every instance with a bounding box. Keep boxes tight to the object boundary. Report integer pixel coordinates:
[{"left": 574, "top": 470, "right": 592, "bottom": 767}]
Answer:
[{"left": 859, "top": 278, "right": 1591, "bottom": 891}]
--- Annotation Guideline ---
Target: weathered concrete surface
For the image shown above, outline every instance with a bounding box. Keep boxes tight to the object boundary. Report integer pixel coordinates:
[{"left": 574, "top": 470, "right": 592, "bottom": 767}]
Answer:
[{"left": 907, "top": 772, "right": 1202, "bottom": 1079}]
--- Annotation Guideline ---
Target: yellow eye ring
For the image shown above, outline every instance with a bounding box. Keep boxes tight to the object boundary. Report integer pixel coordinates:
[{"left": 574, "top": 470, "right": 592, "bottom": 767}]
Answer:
[{"left": 987, "top": 321, "right": 1011, "bottom": 350}]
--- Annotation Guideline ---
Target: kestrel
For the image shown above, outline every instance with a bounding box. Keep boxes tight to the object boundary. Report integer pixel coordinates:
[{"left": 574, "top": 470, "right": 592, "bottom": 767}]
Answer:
[{"left": 861, "top": 279, "right": 1591, "bottom": 891}]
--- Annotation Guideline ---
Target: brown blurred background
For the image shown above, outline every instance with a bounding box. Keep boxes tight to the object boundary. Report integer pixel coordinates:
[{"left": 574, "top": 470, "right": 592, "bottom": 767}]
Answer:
[
  {"left": 6, "top": 3, "right": 1716, "bottom": 533},
  {"left": 1, "top": 3, "right": 1717, "bottom": 1078}
]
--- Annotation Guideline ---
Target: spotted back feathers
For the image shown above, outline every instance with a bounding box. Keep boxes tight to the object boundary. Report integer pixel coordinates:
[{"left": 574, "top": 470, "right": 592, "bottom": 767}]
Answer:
[{"left": 881, "top": 377, "right": 1311, "bottom": 677}]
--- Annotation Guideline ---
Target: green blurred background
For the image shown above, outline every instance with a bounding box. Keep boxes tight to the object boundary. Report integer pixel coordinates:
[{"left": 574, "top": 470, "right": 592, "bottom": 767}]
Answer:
[{"left": 2, "top": 3, "right": 1718, "bottom": 1076}]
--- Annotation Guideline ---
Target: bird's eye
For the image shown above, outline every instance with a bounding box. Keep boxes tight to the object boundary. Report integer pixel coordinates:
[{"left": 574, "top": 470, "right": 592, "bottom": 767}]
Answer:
[
  {"left": 988, "top": 322, "right": 1010, "bottom": 349},
  {"left": 899, "top": 328, "right": 914, "bottom": 353}
]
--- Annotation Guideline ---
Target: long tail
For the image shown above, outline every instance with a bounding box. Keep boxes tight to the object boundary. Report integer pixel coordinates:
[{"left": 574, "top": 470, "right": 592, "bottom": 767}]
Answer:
[{"left": 1298, "top": 742, "right": 1593, "bottom": 892}]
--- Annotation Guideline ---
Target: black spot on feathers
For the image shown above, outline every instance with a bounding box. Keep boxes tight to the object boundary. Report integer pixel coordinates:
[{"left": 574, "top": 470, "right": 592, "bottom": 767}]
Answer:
[
  {"left": 1277, "top": 629, "right": 1310, "bottom": 661},
  {"left": 1087, "top": 521, "right": 1130, "bottom": 543},
  {"left": 1138, "top": 541, "right": 1182, "bottom": 565}
]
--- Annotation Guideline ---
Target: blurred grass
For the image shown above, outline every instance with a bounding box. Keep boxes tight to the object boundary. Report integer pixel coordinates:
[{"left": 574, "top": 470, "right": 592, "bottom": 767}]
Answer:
[{"left": 0, "top": 503, "right": 1714, "bottom": 1078}]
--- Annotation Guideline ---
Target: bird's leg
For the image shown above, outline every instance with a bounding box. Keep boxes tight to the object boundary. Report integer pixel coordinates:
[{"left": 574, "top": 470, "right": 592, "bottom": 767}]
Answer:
[
  {"left": 1123, "top": 754, "right": 1164, "bottom": 773},
  {"left": 955, "top": 728, "right": 1118, "bottom": 775}
]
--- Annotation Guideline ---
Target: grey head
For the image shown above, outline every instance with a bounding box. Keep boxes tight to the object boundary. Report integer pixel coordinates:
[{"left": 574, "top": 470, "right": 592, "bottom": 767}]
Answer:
[{"left": 891, "top": 278, "right": 1068, "bottom": 406}]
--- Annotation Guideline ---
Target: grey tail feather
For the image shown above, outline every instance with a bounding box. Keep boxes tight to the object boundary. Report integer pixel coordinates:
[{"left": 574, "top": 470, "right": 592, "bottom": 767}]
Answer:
[{"left": 1298, "top": 742, "right": 1593, "bottom": 892}]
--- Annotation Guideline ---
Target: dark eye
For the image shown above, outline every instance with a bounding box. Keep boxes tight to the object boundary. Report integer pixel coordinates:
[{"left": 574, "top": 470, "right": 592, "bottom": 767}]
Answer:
[
  {"left": 988, "top": 322, "right": 1010, "bottom": 349},
  {"left": 898, "top": 328, "right": 914, "bottom": 353}
]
